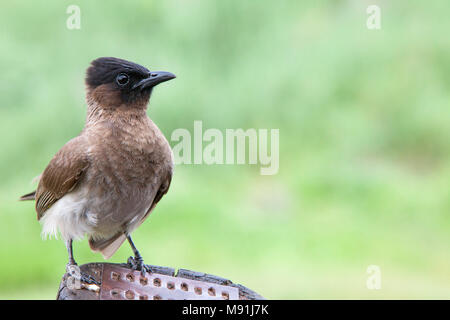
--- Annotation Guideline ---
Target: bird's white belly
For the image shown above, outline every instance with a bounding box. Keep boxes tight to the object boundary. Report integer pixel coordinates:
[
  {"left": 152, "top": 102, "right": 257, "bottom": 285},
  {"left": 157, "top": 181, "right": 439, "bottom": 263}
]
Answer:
[
  {"left": 40, "top": 186, "right": 97, "bottom": 241},
  {"left": 40, "top": 185, "right": 152, "bottom": 241}
]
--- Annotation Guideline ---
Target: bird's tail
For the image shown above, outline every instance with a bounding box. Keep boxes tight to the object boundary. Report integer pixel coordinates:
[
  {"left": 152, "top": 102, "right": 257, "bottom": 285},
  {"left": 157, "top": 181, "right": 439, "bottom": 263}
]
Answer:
[
  {"left": 19, "top": 191, "right": 36, "bottom": 201},
  {"left": 89, "top": 233, "right": 127, "bottom": 260}
]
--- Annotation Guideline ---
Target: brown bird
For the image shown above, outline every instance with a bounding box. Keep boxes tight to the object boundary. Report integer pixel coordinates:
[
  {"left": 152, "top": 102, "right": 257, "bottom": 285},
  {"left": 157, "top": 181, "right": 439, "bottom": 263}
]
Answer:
[{"left": 20, "top": 57, "right": 175, "bottom": 282}]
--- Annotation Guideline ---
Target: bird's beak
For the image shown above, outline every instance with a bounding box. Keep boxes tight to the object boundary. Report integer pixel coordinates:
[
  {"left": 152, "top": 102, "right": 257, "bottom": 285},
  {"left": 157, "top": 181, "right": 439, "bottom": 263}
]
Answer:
[{"left": 132, "top": 71, "right": 176, "bottom": 91}]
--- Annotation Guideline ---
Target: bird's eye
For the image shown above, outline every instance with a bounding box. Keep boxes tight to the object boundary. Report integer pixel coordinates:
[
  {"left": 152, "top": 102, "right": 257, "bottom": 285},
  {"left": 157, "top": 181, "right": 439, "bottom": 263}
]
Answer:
[{"left": 116, "top": 73, "right": 129, "bottom": 86}]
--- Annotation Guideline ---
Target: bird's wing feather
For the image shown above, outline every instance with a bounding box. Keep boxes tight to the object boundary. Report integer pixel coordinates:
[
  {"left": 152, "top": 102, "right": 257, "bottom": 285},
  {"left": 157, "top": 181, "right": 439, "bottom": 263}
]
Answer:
[
  {"left": 35, "top": 137, "right": 89, "bottom": 220},
  {"left": 143, "top": 173, "right": 172, "bottom": 221},
  {"left": 19, "top": 190, "right": 36, "bottom": 201}
]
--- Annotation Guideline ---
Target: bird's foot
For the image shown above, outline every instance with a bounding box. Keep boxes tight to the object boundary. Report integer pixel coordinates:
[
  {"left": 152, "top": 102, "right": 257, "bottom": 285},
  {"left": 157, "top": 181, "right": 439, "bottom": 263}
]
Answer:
[
  {"left": 66, "top": 264, "right": 100, "bottom": 285},
  {"left": 127, "top": 256, "right": 152, "bottom": 276}
]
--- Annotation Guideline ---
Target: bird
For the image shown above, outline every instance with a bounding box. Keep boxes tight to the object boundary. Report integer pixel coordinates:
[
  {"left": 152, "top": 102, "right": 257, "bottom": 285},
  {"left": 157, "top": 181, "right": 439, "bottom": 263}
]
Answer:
[{"left": 20, "top": 57, "right": 175, "bottom": 282}]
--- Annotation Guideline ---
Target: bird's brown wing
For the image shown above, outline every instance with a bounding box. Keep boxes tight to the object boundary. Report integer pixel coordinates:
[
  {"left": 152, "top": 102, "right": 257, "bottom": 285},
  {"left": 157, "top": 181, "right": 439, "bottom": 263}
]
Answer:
[
  {"left": 35, "top": 138, "right": 89, "bottom": 220},
  {"left": 151, "top": 175, "right": 172, "bottom": 212},
  {"left": 146, "top": 173, "right": 172, "bottom": 219}
]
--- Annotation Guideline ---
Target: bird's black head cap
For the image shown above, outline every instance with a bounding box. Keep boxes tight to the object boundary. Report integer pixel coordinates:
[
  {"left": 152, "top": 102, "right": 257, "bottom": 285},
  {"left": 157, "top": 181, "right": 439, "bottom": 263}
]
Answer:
[{"left": 86, "top": 57, "right": 175, "bottom": 107}]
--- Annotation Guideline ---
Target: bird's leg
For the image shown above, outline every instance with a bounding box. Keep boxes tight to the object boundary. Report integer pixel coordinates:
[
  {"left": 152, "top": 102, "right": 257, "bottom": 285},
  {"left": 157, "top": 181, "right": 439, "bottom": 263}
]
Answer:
[
  {"left": 65, "top": 239, "right": 99, "bottom": 285},
  {"left": 126, "top": 235, "right": 152, "bottom": 276},
  {"left": 66, "top": 239, "right": 77, "bottom": 266}
]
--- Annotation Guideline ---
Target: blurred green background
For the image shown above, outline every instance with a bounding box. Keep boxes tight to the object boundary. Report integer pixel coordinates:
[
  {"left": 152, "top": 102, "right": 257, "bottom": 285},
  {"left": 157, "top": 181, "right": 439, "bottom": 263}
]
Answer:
[{"left": 0, "top": 0, "right": 449, "bottom": 299}]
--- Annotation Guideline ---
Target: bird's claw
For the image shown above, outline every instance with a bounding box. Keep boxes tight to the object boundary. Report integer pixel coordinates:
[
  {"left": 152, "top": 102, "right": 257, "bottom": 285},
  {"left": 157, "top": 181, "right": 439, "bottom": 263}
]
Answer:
[
  {"left": 66, "top": 264, "right": 100, "bottom": 285},
  {"left": 127, "top": 256, "right": 152, "bottom": 276},
  {"left": 79, "top": 273, "right": 100, "bottom": 285}
]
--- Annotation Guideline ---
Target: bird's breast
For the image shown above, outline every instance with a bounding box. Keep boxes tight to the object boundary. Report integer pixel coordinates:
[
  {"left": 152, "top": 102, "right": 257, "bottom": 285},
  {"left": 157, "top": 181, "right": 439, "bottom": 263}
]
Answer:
[{"left": 83, "top": 117, "right": 173, "bottom": 217}]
